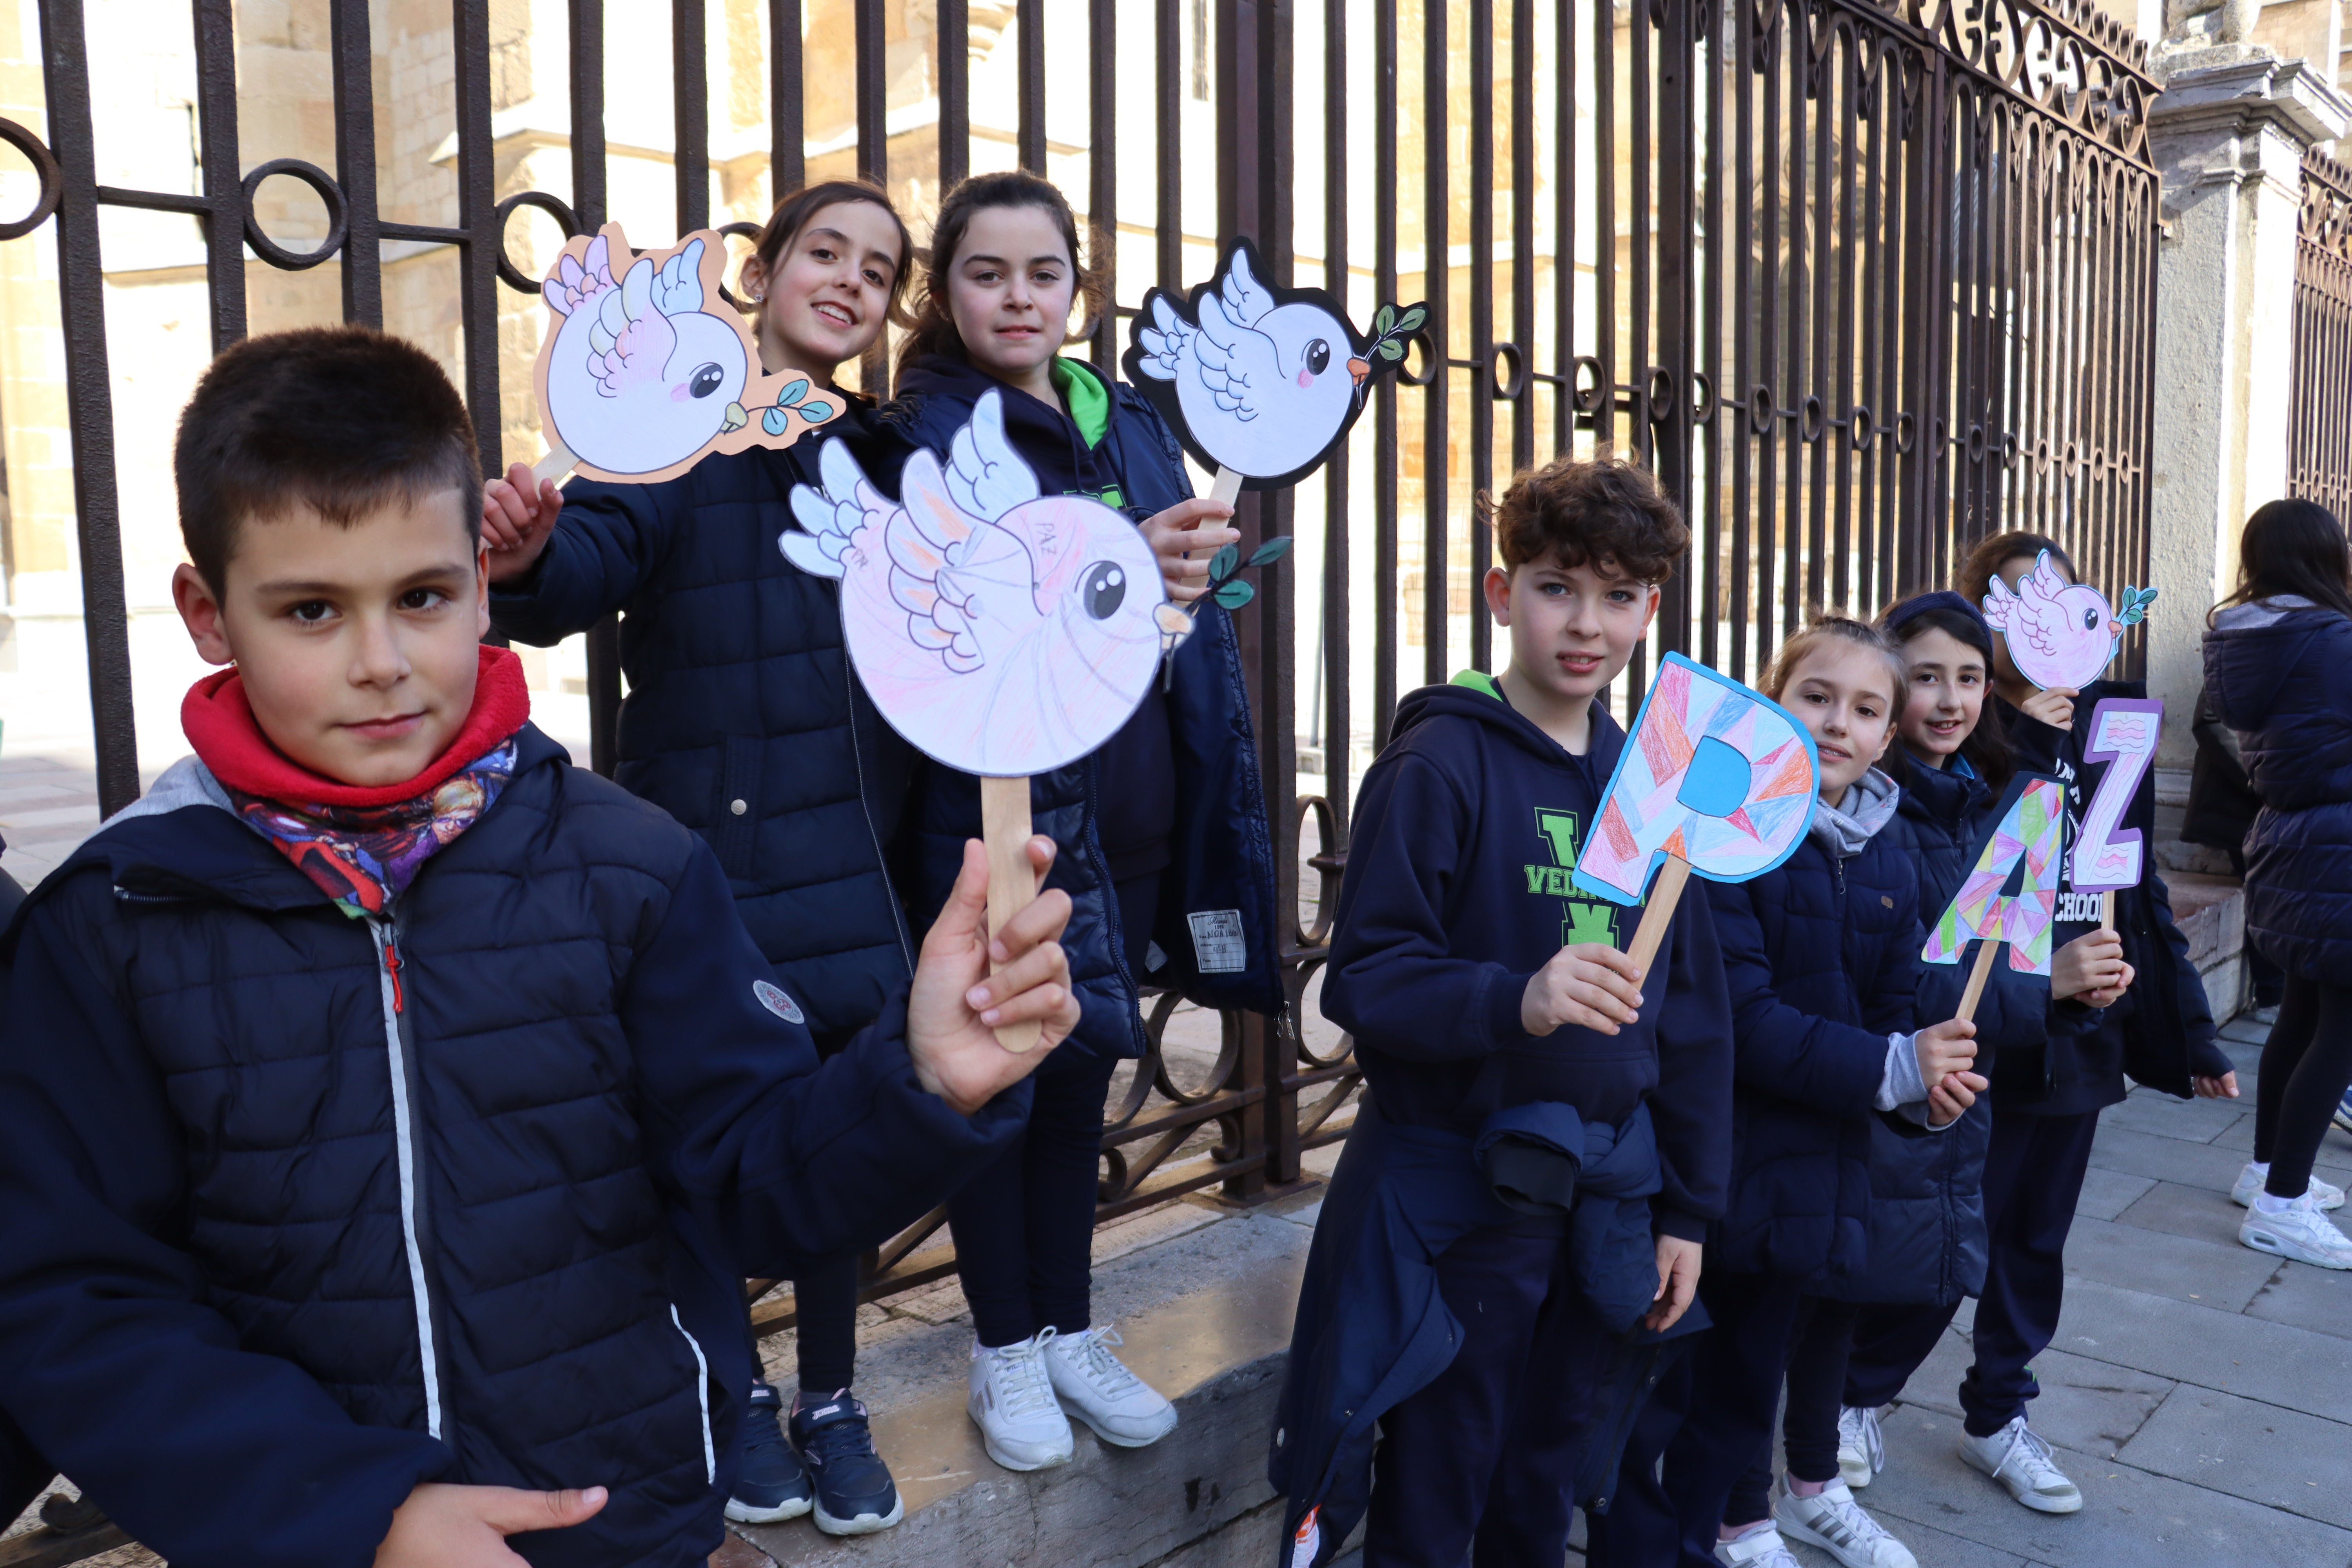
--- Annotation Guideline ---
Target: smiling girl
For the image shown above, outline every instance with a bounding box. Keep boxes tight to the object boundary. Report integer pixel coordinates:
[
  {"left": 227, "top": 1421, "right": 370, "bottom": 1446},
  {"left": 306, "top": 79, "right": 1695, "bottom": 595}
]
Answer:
[
  {"left": 480, "top": 180, "right": 930, "bottom": 1538},
  {"left": 870, "top": 171, "right": 1282, "bottom": 1475}
]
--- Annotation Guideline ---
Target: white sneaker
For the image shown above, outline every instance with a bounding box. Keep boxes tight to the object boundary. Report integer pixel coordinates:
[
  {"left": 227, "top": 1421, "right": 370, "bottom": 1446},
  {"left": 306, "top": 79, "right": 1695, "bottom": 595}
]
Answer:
[
  {"left": 2241, "top": 1193, "right": 2352, "bottom": 1269},
  {"left": 967, "top": 1329, "right": 1075, "bottom": 1471},
  {"left": 1773, "top": 1481, "right": 1917, "bottom": 1568},
  {"left": 2231, "top": 1161, "right": 2346, "bottom": 1211},
  {"left": 1956, "top": 1416, "right": 2083, "bottom": 1513},
  {"left": 1044, "top": 1324, "right": 1178, "bottom": 1447},
  {"left": 1715, "top": 1523, "right": 1804, "bottom": 1568},
  {"left": 1837, "top": 1404, "right": 1885, "bottom": 1488}
]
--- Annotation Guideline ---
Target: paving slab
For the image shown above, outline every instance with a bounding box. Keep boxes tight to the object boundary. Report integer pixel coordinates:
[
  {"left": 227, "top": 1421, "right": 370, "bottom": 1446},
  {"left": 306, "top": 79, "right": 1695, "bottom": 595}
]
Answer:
[
  {"left": 1860, "top": 1404, "right": 2352, "bottom": 1568},
  {"left": 2051, "top": 1277, "right": 2352, "bottom": 1426},
  {"left": 2110, "top": 1179, "right": 2254, "bottom": 1253},
  {"left": 2097, "top": 1092, "right": 2247, "bottom": 1146},
  {"left": 1783, "top": 1510, "right": 2030, "bottom": 1568},
  {"left": 2118, "top": 1384, "right": 2352, "bottom": 1530},
  {"left": 2076, "top": 1167, "right": 2159, "bottom": 1221},
  {"left": 2090, "top": 1125, "right": 2352, "bottom": 1199},
  {"left": 2061, "top": 1216, "right": 2281, "bottom": 1314},
  {"left": 2243, "top": 1252, "right": 2352, "bottom": 1341},
  {"left": 1889, "top": 1339, "right": 2174, "bottom": 1460}
]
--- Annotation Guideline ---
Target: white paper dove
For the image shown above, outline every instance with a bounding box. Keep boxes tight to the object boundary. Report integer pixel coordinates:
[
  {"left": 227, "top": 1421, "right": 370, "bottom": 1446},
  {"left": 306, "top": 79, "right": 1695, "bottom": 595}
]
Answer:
[
  {"left": 532, "top": 221, "right": 839, "bottom": 484},
  {"left": 1125, "top": 238, "right": 1426, "bottom": 491},
  {"left": 781, "top": 390, "right": 1194, "bottom": 776}
]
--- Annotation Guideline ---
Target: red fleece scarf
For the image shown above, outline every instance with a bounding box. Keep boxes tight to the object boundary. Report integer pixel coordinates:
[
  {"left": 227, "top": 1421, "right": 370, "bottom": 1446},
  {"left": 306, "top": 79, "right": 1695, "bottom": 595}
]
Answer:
[{"left": 183, "top": 647, "right": 532, "bottom": 915}]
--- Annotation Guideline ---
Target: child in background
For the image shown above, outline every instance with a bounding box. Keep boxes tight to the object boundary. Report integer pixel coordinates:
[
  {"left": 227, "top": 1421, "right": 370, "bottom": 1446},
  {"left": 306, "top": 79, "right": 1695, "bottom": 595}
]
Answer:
[
  {"left": 1278, "top": 456, "right": 1731, "bottom": 1567},
  {"left": 874, "top": 169, "right": 1284, "bottom": 1472},
  {"left": 2202, "top": 499, "right": 2352, "bottom": 1268},
  {"left": 481, "top": 181, "right": 926, "bottom": 1535},
  {"left": 0, "top": 327, "right": 1079, "bottom": 1568},
  {"left": 1592, "top": 615, "right": 1982, "bottom": 1568}
]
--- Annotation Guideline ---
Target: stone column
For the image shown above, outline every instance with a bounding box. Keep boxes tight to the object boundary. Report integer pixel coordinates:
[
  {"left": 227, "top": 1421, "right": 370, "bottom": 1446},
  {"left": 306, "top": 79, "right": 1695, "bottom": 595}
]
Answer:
[{"left": 2144, "top": 53, "right": 2350, "bottom": 770}]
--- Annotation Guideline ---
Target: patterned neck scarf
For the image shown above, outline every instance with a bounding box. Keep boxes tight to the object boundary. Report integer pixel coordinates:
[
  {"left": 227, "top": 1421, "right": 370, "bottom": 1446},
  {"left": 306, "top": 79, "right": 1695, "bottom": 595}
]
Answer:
[{"left": 225, "top": 740, "right": 517, "bottom": 917}]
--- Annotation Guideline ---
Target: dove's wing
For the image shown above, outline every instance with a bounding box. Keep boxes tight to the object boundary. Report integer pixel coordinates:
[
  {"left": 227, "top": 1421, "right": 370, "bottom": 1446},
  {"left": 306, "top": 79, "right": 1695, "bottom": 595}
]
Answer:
[
  {"left": 890, "top": 451, "right": 988, "bottom": 672},
  {"left": 1191, "top": 294, "right": 1283, "bottom": 421},
  {"left": 582, "top": 254, "right": 676, "bottom": 397},
  {"left": 781, "top": 437, "right": 888, "bottom": 580},
  {"left": 1219, "top": 245, "right": 1276, "bottom": 328},
  {"left": 1132, "top": 295, "right": 1189, "bottom": 382},
  {"left": 649, "top": 237, "right": 707, "bottom": 316},
  {"left": 944, "top": 389, "right": 1042, "bottom": 524}
]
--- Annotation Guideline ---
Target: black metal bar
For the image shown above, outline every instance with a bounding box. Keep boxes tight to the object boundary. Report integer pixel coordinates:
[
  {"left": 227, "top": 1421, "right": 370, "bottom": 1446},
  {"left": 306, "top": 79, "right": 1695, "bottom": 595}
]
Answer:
[
  {"left": 569, "top": 0, "right": 622, "bottom": 779},
  {"left": 1089, "top": 0, "right": 1116, "bottom": 373},
  {"left": 1372, "top": 0, "right": 1399, "bottom": 750},
  {"left": 190, "top": 0, "right": 244, "bottom": 350},
  {"left": 1323, "top": 0, "right": 1351, "bottom": 833},
  {"left": 672, "top": 0, "right": 709, "bottom": 231},
  {"left": 853, "top": 0, "right": 885, "bottom": 187},
  {"left": 450, "top": 0, "right": 502, "bottom": 472},
  {"left": 1421, "top": 0, "right": 1447, "bottom": 686},
  {"left": 937, "top": 0, "right": 967, "bottom": 191},
  {"left": 1468, "top": 0, "right": 1493, "bottom": 674},
  {"left": 770, "top": 0, "right": 804, "bottom": 193},
  {"left": 1017, "top": 0, "right": 1045, "bottom": 172},
  {"left": 1510, "top": 0, "right": 1534, "bottom": 479},
  {"left": 330, "top": 0, "right": 383, "bottom": 327},
  {"left": 1155, "top": 0, "right": 1181, "bottom": 287}
]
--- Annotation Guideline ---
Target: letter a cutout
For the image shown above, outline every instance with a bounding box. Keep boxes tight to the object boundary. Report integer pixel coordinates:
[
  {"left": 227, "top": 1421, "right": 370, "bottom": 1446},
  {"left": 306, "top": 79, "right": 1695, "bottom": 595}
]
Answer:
[{"left": 1922, "top": 773, "right": 2067, "bottom": 977}]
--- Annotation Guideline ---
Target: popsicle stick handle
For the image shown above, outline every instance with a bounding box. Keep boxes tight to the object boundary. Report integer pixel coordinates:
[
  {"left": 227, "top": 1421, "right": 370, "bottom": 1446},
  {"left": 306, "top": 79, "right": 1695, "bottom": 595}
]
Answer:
[
  {"left": 1210, "top": 466, "right": 1246, "bottom": 506},
  {"left": 1625, "top": 854, "right": 1691, "bottom": 982},
  {"left": 2099, "top": 890, "right": 2116, "bottom": 932},
  {"left": 1954, "top": 936, "right": 2002, "bottom": 1024},
  {"left": 979, "top": 774, "right": 1045, "bottom": 1054},
  {"left": 532, "top": 437, "right": 577, "bottom": 487}
]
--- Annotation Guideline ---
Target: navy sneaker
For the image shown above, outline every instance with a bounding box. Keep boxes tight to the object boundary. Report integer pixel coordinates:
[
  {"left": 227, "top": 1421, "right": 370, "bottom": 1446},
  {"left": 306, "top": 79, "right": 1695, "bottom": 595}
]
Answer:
[
  {"left": 725, "top": 1382, "right": 813, "bottom": 1524},
  {"left": 790, "top": 1389, "right": 905, "bottom": 1535},
  {"left": 2335, "top": 1085, "right": 2352, "bottom": 1139}
]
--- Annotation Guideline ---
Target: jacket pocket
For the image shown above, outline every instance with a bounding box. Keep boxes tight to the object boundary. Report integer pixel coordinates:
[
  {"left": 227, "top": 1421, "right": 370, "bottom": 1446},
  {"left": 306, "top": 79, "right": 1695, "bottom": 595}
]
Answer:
[{"left": 713, "top": 735, "right": 762, "bottom": 879}]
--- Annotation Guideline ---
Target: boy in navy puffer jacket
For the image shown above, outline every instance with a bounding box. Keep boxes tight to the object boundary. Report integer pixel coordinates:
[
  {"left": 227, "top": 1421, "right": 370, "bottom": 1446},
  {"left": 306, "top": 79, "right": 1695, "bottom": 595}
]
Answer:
[
  {"left": 1274, "top": 457, "right": 1733, "bottom": 1568},
  {"left": 1589, "top": 615, "right": 1983, "bottom": 1568},
  {"left": 0, "top": 328, "right": 1082, "bottom": 1568}
]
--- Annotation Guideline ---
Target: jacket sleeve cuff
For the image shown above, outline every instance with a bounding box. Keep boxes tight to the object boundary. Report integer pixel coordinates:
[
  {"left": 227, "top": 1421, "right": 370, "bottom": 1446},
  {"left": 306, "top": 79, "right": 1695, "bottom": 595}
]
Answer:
[
  {"left": 1653, "top": 1206, "right": 1709, "bottom": 1243},
  {"left": 1486, "top": 966, "right": 1535, "bottom": 1048}
]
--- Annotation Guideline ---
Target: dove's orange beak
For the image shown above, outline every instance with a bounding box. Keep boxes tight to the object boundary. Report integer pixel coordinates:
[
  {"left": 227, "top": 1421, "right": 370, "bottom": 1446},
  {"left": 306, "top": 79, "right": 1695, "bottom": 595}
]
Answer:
[{"left": 1347, "top": 357, "right": 1370, "bottom": 386}]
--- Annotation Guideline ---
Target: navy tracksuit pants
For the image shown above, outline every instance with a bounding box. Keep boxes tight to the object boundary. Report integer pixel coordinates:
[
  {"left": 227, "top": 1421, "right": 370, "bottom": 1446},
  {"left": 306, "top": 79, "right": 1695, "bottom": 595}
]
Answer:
[
  {"left": 1364, "top": 1223, "right": 1612, "bottom": 1568},
  {"left": 1845, "top": 1103, "right": 2100, "bottom": 1436}
]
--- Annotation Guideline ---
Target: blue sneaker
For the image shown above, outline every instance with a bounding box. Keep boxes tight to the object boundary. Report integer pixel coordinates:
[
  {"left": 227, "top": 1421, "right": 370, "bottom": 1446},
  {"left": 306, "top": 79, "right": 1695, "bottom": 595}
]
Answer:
[
  {"left": 2336, "top": 1087, "right": 2352, "bottom": 1138},
  {"left": 724, "top": 1382, "right": 813, "bottom": 1524},
  {"left": 790, "top": 1389, "right": 905, "bottom": 1535}
]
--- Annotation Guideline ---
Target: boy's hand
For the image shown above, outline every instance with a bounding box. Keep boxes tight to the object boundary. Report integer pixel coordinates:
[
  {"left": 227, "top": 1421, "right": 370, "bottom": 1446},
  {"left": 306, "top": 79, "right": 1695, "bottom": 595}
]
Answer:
[
  {"left": 2195, "top": 1070, "right": 2241, "bottom": 1099},
  {"left": 375, "top": 1483, "right": 606, "bottom": 1567},
  {"left": 906, "top": 837, "right": 1079, "bottom": 1114},
  {"left": 1926, "top": 1069, "right": 1989, "bottom": 1128},
  {"left": 2050, "top": 930, "right": 2127, "bottom": 1003},
  {"left": 1521, "top": 944, "right": 1645, "bottom": 1037},
  {"left": 1646, "top": 1236, "right": 1701, "bottom": 1332},
  {"left": 1140, "top": 499, "right": 1240, "bottom": 604},
  {"left": 2016, "top": 685, "right": 2078, "bottom": 731},
  {"left": 2080, "top": 960, "right": 2135, "bottom": 1010},
  {"left": 1915, "top": 1018, "right": 1978, "bottom": 1082},
  {"left": 482, "top": 461, "right": 564, "bottom": 584}
]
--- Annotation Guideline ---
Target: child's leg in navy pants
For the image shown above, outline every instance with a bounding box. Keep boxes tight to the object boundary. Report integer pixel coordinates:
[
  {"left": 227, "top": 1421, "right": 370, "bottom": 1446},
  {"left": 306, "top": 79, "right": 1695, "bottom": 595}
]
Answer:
[
  {"left": 1725, "top": 1297, "right": 1858, "bottom": 1523},
  {"left": 1843, "top": 1298, "right": 1960, "bottom": 1412},
  {"left": 1958, "top": 1102, "right": 2098, "bottom": 1436},
  {"left": 1365, "top": 1223, "right": 1605, "bottom": 1568}
]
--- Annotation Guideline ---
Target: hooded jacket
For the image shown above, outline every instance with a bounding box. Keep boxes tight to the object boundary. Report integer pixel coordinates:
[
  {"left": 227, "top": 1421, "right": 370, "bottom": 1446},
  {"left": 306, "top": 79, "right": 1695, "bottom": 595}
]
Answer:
[
  {"left": 2002, "top": 685, "right": 2229, "bottom": 1109},
  {"left": 0, "top": 724, "right": 1029, "bottom": 1568},
  {"left": 877, "top": 352, "right": 1284, "bottom": 1056},
  {"left": 2202, "top": 598, "right": 2352, "bottom": 980},
  {"left": 490, "top": 396, "right": 926, "bottom": 1051},
  {"left": 1317, "top": 675, "right": 1735, "bottom": 1240}
]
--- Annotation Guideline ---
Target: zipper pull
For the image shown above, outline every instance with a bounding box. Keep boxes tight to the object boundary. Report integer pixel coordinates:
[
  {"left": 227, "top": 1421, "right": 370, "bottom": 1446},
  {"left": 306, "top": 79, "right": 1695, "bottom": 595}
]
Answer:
[{"left": 383, "top": 938, "right": 405, "bottom": 1014}]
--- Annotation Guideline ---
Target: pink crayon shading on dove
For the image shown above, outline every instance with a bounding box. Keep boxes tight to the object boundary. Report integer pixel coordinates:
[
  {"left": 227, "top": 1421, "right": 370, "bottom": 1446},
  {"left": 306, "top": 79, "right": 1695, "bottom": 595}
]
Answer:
[{"left": 1979, "top": 549, "right": 2158, "bottom": 692}]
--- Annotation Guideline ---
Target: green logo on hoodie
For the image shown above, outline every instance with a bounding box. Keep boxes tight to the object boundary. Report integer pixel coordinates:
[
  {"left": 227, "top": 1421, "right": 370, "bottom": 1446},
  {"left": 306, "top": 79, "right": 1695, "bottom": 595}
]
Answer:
[{"left": 1528, "top": 808, "right": 1618, "bottom": 946}]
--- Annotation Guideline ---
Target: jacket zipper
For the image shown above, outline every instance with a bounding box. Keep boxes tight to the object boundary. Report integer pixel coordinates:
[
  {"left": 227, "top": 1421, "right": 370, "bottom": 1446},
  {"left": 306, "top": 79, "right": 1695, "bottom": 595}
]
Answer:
[
  {"left": 669, "top": 1306, "right": 715, "bottom": 1483},
  {"left": 367, "top": 915, "right": 446, "bottom": 1441}
]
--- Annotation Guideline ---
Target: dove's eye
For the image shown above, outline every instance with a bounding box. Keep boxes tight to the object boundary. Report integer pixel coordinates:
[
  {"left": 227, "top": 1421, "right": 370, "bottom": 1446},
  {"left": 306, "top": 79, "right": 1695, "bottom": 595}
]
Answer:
[
  {"left": 2082, "top": 606, "right": 2099, "bottom": 630},
  {"left": 688, "top": 363, "right": 725, "bottom": 398},
  {"left": 1082, "top": 562, "right": 1126, "bottom": 620},
  {"left": 1305, "top": 339, "right": 1331, "bottom": 376}
]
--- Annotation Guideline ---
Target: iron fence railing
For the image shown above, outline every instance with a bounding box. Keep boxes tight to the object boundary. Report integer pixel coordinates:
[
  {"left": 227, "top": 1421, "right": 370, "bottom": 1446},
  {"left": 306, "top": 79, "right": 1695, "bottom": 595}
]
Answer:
[
  {"left": 2291, "top": 147, "right": 2352, "bottom": 524},
  {"left": 0, "top": 0, "right": 2165, "bottom": 1548}
]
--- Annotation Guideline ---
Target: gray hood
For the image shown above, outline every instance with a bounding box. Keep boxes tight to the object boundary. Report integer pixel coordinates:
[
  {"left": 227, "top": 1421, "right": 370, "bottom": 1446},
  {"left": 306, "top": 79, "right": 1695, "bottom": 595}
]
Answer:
[{"left": 1808, "top": 766, "right": 1901, "bottom": 857}]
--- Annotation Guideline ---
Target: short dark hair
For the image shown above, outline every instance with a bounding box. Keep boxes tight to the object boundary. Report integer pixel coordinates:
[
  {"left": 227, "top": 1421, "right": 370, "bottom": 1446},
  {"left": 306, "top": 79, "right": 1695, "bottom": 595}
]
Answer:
[
  {"left": 174, "top": 326, "right": 482, "bottom": 594},
  {"left": 1483, "top": 454, "right": 1689, "bottom": 583}
]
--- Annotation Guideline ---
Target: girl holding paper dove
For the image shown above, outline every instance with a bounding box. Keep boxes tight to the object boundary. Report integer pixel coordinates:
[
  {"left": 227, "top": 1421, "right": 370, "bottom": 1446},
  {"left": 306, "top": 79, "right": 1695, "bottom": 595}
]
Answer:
[
  {"left": 478, "top": 180, "right": 938, "bottom": 1537},
  {"left": 1596, "top": 614, "right": 1982, "bottom": 1568},
  {"left": 870, "top": 170, "right": 1281, "bottom": 1474},
  {"left": 2203, "top": 499, "right": 2352, "bottom": 1269}
]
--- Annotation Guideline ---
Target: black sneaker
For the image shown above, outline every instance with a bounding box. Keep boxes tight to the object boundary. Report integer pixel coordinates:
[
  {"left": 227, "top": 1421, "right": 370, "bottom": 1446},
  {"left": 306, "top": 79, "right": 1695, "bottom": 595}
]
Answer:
[
  {"left": 725, "top": 1382, "right": 813, "bottom": 1524},
  {"left": 790, "top": 1389, "right": 905, "bottom": 1535}
]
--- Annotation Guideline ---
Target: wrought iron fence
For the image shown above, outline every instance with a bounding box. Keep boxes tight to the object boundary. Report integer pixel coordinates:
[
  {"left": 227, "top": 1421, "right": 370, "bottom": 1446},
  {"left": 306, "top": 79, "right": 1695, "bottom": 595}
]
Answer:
[
  {"left": 0, "top": 0, "right": 2159, "bottom": 1376},
  {"left": 2291, "top": 147, "right": 2352, "bottom": 523}
]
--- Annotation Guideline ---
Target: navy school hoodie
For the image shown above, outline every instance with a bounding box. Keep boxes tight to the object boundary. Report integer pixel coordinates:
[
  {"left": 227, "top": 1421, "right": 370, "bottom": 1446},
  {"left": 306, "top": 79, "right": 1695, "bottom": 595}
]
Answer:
[{"left": 1318, "top": 673, "right": 1736, "bottom": 1241}]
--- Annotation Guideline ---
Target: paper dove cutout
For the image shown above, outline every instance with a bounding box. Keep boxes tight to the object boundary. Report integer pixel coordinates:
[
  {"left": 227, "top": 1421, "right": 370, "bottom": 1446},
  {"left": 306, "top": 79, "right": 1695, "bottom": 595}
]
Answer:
[
  {"left": 780, "top": 390, "right": 1194, "bottom": 777},
  {"left": 1980, "top": 549, "right": 2158, "bottom": 692},
  {"left": 1124, "top": 237, "right": 1425, "bottom": 490},
  {"left": 532, "top": 221, "right": 838, "bottom": 484}
]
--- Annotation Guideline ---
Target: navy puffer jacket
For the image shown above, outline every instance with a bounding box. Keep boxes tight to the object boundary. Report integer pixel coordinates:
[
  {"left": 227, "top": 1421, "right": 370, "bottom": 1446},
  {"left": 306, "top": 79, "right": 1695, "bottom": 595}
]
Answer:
[
  {"left": 1710, "top": 800, "right": 1926, "bottom": 1285},
  {"left": 0, "top": 729, "right": 1028, "bottom": 1568},
  {"left": 2203, "top": 599, "right": 2352, "bottom": 981},
  {"left": 491, "top": 400, "right": 923, "bottom": 1048},
  {"left": 877, "top": 358, "right": 1284, "bottom": 1056}
]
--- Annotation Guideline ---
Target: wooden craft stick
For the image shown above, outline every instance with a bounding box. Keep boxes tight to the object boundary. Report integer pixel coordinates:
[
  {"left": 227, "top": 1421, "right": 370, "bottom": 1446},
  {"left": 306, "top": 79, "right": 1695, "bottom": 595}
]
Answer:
[
  {"left": 979, "top": 773, "right": 1045, "bottom": 1054},
  {"left": 1210, "top": 465, "right": 1247, "bottom": 506},
  {"left": 2099, "top": 889, "right": 2116, "bottom": 932},
  {"left": 532, "top": 437, "right": 577, "bottom": 487},
  {"left": 1624, "top": 853, "right": 1691, "bottom": 982},
  {"left": 1954, "top": 936, "right": 2002, "bottom": 1024}
]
